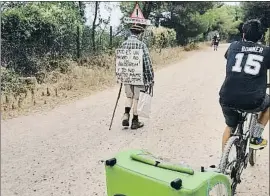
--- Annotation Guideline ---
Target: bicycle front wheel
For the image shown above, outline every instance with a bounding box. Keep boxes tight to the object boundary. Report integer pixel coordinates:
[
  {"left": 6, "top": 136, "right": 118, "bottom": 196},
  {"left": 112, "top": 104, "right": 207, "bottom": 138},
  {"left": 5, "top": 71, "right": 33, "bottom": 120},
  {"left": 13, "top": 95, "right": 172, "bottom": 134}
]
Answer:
[{"left": 219, "top": 136, "right": 239, "bottom": 195}]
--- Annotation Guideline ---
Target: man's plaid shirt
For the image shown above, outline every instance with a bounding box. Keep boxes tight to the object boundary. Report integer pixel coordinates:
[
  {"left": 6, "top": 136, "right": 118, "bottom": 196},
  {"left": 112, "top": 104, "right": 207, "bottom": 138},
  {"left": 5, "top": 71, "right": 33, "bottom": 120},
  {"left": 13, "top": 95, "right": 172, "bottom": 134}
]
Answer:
[{"left": 120, "top": 34, "right": 154, "bottom": 85}]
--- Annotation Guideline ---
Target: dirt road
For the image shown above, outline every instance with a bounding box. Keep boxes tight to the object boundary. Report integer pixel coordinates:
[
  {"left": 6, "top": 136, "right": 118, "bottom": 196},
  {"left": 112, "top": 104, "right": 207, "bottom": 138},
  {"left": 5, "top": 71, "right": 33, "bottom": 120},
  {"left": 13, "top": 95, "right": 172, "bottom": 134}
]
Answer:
[{"left": 2, "top": 44, "right": 269, "bottom": 196}]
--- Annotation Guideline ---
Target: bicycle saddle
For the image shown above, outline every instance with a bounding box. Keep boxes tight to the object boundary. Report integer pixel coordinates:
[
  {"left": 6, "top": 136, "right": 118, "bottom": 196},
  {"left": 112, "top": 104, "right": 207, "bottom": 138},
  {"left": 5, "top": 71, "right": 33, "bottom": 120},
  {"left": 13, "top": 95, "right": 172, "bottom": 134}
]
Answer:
[{"left": 230, "top": 108, "right": 258, "bottom": 114}]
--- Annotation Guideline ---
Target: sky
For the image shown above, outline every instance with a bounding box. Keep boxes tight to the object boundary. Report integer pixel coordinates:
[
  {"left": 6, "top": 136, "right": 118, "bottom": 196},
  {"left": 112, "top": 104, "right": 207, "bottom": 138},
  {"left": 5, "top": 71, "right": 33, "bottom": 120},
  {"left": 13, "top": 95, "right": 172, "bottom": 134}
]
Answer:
[
  {"left": 85, "top": 2, "right": 123, "bottom": 30},
  {"left": 85, "top": 2, "right": 240, "bottom": 30}
]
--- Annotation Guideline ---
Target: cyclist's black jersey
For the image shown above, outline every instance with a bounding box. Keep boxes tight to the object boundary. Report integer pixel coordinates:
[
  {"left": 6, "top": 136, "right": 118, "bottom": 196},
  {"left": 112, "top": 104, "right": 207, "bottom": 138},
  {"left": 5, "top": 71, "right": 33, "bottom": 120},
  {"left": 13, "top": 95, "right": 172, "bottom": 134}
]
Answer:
[
  {"left": 213, "top": 36, "right": 219, "bottom": 43},
  {"left": 219, "top": 41, "right": 270, "bottom": 109}
]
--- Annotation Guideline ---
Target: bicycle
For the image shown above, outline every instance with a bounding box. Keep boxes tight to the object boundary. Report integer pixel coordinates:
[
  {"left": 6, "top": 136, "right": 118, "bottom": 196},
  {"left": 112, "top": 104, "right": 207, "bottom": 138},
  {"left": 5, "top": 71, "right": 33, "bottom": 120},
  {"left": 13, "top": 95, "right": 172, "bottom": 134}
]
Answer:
[{"left": 219, "top": 83, "right": 270, "bottom": 195}]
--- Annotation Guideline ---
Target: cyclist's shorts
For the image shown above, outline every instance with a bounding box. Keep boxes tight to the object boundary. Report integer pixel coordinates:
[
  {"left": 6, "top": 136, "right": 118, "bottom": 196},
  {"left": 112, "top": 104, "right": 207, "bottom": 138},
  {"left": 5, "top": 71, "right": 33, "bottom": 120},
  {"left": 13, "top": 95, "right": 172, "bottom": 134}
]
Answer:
[{"left": 221, "top": 94, "right": 269, "bottom": 128}]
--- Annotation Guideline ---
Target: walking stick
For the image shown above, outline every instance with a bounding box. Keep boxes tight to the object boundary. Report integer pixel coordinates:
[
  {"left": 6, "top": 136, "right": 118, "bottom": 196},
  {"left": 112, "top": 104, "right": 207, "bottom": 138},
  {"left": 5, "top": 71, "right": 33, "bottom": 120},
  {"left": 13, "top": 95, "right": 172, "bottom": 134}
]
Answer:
[{"left": 109, "top": 83, "right": 123, "bottom": 130}]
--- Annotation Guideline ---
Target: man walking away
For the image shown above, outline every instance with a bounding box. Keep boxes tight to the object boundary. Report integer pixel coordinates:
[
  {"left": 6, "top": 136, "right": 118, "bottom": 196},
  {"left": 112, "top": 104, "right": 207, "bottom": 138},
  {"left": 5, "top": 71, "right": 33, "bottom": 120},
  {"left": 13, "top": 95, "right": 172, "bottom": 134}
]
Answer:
[{"left": 121, "top": 24, "right": 154, "bottom": 129}]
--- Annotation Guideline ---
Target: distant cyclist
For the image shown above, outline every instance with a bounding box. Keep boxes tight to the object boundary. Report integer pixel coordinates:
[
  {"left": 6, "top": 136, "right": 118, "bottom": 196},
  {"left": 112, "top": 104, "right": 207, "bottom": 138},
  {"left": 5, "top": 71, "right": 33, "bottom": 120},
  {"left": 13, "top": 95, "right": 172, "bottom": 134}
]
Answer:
[
  {"left": 219, "top": 19, "right": 270, "bottom": 152},
  {"left": 212, "top": 34, "right": 220, "bottom": 51}
]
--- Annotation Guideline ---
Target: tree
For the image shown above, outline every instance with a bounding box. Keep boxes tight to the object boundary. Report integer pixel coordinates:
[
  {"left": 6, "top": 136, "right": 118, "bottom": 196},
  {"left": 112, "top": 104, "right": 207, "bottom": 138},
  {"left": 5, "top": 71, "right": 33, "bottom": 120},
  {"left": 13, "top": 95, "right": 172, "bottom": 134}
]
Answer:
[
  {"left": 1, "top": 2, "right": 83, "bottom": 75},
  {"left": 92, "top": 2, "right": 99, "bottom": 52},
  {"left": 201, "top": 5, "right": 243, "bottom": 41},
  {"left": 77, "top": 1, "right": 85, "bottom": 61},
  {"left": 241, "top": 2, "right": 270, "bottom": 29},
  {"left": 120, "top": 2, "right": 216, "bottom": 45},
  {"left": 159, "top": 2, "right": 216, "bottom": 44}
]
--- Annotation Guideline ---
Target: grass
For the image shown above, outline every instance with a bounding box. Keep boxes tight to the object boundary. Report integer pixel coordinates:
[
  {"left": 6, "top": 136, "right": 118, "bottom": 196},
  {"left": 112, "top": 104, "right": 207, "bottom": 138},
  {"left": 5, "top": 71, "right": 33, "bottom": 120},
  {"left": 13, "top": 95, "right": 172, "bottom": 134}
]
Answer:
[{"left": 1, "top": 42, "right": 209, "bottom": 120}]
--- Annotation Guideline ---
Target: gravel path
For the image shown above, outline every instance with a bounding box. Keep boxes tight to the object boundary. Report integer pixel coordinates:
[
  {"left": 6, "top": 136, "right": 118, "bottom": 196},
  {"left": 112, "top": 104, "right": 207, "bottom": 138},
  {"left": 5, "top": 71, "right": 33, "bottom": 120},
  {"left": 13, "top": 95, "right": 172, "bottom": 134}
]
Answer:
[{"left": 2, "top": 44, "right": 269, "bottom": 196}]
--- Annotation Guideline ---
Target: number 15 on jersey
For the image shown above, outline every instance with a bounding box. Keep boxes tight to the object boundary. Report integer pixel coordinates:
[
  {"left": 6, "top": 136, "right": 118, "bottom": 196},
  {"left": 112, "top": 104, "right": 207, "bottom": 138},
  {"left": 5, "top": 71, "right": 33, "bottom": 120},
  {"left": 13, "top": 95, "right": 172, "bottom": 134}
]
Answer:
[{"left": 232, "top": 53, "right": 264, "bottom": 75}]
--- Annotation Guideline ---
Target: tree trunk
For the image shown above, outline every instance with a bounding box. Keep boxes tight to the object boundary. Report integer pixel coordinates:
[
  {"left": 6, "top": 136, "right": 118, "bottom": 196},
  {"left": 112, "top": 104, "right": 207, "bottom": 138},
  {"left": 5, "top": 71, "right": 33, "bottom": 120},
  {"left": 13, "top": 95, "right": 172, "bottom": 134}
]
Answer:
[
  {"left": 76, "top": 2, "right": 84, "bottom": 62},
  {"left": 92, "top": 2, "right": 99, "bottom": 52},
  {"left": 110, "top": 26, "right": 112, "bottom": 48},
  {"left": 76, "top": 26, "right": 81, "bottom": 60}
]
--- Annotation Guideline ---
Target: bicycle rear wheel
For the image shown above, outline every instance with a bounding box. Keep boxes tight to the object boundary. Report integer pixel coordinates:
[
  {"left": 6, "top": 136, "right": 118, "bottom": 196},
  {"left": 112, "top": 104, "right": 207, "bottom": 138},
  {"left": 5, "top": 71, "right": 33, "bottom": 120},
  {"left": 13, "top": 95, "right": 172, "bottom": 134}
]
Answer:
[{"left": 219, "top": 136, "right": 239, "bottom": 195}]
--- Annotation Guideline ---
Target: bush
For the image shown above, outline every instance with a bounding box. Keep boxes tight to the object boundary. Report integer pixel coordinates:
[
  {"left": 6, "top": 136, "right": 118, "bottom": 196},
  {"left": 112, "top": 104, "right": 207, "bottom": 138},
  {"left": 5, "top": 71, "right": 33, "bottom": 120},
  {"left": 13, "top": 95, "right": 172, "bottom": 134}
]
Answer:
[
  {"left": 1, "top": 2, "right": 81, "bottom": 76},
  {"left": 151, "top": 27, "right": 177, "bottom": 49},
  {"left": 1, "top": 67, "right": 23, "bottom": 93},
  {"left": 183, "top": 42, "right": 199, "bottom": 51}
]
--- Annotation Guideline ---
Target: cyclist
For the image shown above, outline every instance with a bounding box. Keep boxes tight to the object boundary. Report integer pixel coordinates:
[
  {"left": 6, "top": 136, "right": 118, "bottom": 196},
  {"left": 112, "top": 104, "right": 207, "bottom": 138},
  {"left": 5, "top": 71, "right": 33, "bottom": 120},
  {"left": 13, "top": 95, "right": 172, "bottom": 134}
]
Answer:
[
  {"left": 219, "top": 19, "right": 270, "bottom": 152},
  {"left": 212, "top": 34, "right": 220, "bottom": 51}
]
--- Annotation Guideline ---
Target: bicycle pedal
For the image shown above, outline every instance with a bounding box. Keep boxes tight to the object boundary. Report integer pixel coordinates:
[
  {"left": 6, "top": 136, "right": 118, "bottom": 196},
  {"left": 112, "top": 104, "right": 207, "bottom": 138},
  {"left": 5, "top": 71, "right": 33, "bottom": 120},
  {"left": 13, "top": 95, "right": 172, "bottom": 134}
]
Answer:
[{"left": 250, "top": 146, "right": 265, "bottom": 150}]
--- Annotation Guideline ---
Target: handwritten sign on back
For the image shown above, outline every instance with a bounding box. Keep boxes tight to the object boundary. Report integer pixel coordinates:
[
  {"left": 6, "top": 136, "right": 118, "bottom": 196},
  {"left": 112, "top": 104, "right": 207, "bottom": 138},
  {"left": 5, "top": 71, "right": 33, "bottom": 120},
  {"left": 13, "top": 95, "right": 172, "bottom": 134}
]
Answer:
[{"left": 115, "top": 49, "right": 144, "bottom": 85}]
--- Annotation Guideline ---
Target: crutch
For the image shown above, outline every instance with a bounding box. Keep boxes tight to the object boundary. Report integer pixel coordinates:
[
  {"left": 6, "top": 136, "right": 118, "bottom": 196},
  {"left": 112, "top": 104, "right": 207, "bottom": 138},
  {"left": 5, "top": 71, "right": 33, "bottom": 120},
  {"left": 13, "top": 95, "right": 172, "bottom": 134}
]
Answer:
[{"left": 109, "top": 83, "right": 123, "bottom": 130}]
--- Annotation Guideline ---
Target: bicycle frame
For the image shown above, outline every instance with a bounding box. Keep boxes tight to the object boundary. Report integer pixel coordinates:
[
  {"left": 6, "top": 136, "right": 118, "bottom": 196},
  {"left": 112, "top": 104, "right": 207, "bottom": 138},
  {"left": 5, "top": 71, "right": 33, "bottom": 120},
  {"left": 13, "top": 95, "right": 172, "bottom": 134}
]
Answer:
[
  {"left": 231, "top": 112, "right": 250, "bottom": 139},
  {"left": 231, "top": 84, "right": 268, "bottom": 177},
  {"left": 235, "top": 112, "right": 259, "bottom": 149},
  {"left": 230, "top": 111, "right": 253, "bottom": 173}
]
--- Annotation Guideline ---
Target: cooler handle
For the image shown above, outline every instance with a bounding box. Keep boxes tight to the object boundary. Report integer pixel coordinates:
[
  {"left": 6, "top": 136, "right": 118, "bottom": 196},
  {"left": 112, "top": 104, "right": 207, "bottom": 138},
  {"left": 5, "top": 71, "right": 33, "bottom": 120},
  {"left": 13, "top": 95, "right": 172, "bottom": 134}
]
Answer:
[{"left": 130, "top": 154, "right": 194, "bottom": 175}]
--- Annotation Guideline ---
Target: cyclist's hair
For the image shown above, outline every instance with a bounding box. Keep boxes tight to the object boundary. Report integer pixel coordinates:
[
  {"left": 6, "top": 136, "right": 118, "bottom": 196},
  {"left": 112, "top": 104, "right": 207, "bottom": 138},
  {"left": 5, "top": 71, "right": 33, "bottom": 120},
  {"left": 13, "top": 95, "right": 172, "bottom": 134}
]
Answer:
[{"left": 242, "top": 19, "right": 263, "bottom": 42}]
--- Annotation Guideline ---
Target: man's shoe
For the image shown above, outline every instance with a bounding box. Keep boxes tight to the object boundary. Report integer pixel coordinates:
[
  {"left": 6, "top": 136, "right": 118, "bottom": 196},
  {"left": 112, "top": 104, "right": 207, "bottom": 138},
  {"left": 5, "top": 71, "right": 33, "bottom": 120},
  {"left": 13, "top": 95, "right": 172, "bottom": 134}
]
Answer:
[
  {"left": 250, "top": 137, "right": 267, "bottom": 150},
  {"left": 122, "top": 113, "right": 130, "bottom": 127},
  {"left": 131, "top": 118, "right": 144, "bottom": 130}
]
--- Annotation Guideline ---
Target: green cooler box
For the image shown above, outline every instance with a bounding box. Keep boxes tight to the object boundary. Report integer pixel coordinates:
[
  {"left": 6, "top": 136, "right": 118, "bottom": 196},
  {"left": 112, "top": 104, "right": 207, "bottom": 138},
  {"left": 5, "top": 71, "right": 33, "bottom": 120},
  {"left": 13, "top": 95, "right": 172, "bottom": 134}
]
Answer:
[{"left": 105, "top": 149, "right": 231, "bottom": 196}]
